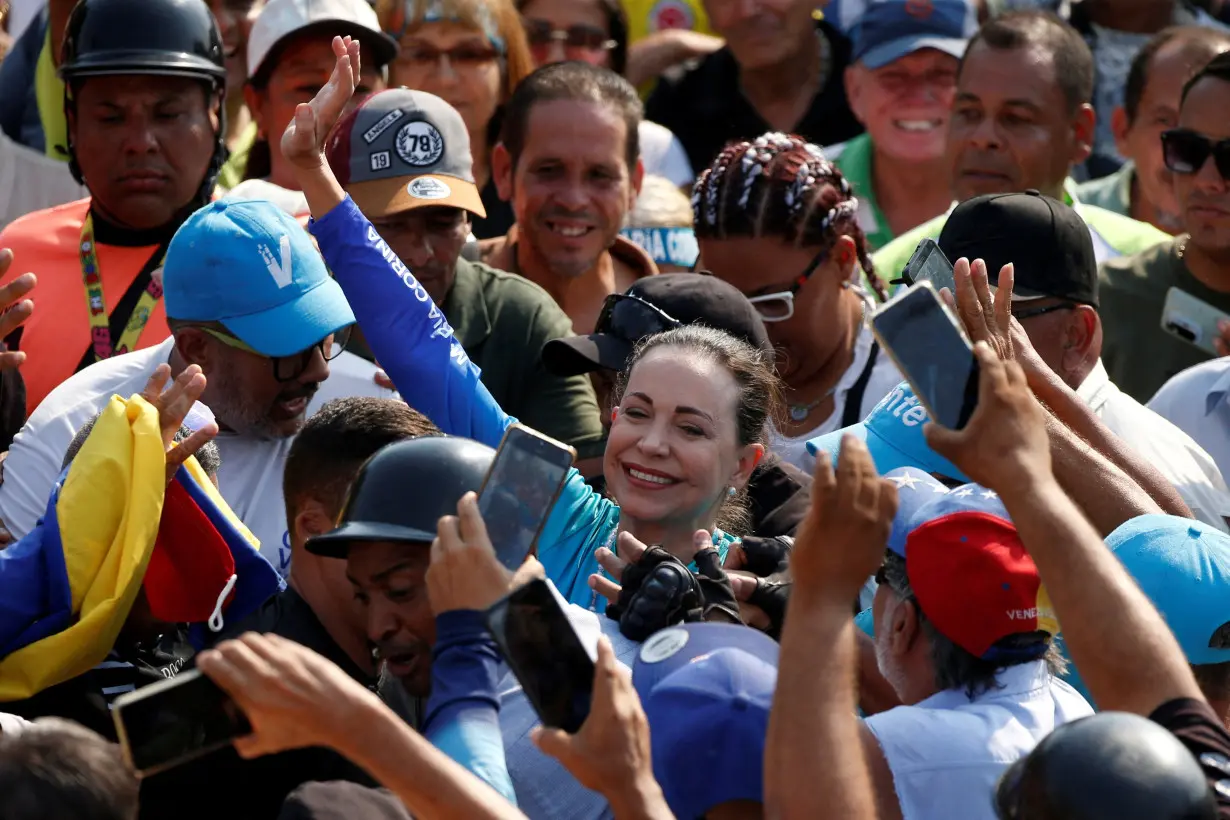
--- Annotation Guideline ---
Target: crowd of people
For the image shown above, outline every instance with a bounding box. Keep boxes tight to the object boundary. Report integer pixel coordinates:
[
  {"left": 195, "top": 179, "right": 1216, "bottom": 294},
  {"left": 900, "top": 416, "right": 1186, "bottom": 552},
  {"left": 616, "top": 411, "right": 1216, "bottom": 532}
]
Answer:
[{"left": 2, "top": 0, "right": 1230, "bottom": 817}]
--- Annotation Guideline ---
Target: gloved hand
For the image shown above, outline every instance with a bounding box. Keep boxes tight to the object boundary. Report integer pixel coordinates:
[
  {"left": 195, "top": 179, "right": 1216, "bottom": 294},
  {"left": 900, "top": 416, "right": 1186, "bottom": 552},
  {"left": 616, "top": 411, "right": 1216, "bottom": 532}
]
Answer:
[
  {"left": 724, "top": 534, "right": 793, "bottom": 578},
  {"left": 605, "top": 546, "right": 742, "bottom": 642}
]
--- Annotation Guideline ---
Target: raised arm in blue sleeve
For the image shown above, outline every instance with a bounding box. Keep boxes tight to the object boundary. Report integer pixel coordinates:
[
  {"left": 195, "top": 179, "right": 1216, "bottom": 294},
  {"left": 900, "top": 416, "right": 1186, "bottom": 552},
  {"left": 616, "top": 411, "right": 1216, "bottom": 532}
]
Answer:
[
  {"left": 423, "top": 610, "right": 516, "bottom": 805},
  {"left": 309, "top": 196, "right": 512, "bottom": 448}
]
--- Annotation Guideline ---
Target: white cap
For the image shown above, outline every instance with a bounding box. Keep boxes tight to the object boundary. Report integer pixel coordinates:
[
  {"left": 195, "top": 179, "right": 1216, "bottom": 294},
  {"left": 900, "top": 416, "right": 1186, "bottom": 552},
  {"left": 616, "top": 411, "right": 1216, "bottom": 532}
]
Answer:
[{"left": 247, "top": 0, "right": 398, "bottom": 81}]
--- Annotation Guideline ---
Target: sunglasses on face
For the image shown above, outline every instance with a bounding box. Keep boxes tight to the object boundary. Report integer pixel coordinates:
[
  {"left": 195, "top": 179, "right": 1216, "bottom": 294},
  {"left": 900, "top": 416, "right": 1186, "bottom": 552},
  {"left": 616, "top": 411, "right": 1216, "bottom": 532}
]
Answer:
[
  {"left": 199, "top": 325, "right": 353, "bottom": 382},
  {"left": 399, "top": 42, "right": 501, "bottom": 67},
  {"left": 524, "top": 19, "right": 616, "bottom": 54},
  {"left": 595, "top": 293, "right": 682, "bottom": 343},
  {"left": 745, "top": 248, "right": 830, "bottom": 323},
  {"left": 1161, "top": 128, "right": 1230, "bottom": 179}
]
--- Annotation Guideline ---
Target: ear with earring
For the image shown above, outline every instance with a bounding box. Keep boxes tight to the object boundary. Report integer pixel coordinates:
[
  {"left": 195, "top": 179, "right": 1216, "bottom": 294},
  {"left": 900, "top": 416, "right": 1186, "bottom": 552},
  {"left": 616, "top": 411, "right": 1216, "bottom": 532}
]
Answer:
[{"left": 726, "top": 486, "right": 737, "bottom": 497}]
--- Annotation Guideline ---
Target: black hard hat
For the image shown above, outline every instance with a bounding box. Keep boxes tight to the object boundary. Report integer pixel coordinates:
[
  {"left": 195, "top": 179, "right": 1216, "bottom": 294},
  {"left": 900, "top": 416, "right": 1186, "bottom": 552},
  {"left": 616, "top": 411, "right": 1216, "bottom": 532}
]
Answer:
[
  {"left": 306, "top": 436, "right": 495, "bottom": 558},
  {"left": 59, "top": 0, "right": 226, "bottom": 83},
  {"left": 995, "top": 712, "right": 1217, "bottom": 820}
]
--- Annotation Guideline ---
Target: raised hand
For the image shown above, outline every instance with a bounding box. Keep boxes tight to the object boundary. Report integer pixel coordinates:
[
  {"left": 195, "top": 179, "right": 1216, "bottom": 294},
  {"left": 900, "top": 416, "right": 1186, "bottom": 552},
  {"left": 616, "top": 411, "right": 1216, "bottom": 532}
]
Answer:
[
  {"left": 793, "top": 435, "right": 898, "bottom": 603},
  {"left": 924, "top": 342, "right": 1052, "bottom": 496},
  {"left": 532, "top": 637, "right": 668, "bottom": 817},
  {"left": 942, "top": 257, "right": 1014, "bottom": 362},
  {"left": 0, "top": 250, "right": 36, "bottom": 373},
  {"left": 198, "top": 632, "right": 383, "bottom": 758},
  {"left": 590, "top": 530, "right": 650, "bottom": 604},
  {"left": 138, "top": 363, "right": 218, "bottom": 485},
  {"left": 427, "top": 491, "right": 544, "bottom": 614},
  {"left": 281, "top": 35, "right": 361, "bottom": 171}
]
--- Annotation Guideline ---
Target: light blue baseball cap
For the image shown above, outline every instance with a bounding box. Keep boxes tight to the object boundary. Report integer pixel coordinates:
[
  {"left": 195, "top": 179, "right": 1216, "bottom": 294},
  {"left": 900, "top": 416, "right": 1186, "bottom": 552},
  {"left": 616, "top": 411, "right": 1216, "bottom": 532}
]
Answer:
[
  {"left": 851, "top": 0, "right": 979, "bottom": 70},
  {"left": 806, "top": 382, "right": 970, "bottom": 482},
  {"left": 1107, "top": 514, "right": 1230, "bottom": 667},
  {"left": 163, "top": 199, "right": 355, "bottom": 357}
]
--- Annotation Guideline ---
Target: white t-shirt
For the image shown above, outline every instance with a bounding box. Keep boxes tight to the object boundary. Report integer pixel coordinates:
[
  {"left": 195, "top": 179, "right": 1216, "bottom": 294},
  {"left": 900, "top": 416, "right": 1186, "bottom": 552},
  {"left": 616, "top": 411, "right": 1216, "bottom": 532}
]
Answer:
[
  {"left": 769, "top": 322, "right": 903, "bottom": 473},
  {"left": 0, "top": 338, "right": 395, "bottom": 574},
  {"left": 865, "top": 661, "right": 1093, "bottom": 820},
  {"left": 638, "top": 121, "right": 694, "bottom": 189},
  {"left": 1079, "top": 359, "right": 1230, "bottom": 533}
]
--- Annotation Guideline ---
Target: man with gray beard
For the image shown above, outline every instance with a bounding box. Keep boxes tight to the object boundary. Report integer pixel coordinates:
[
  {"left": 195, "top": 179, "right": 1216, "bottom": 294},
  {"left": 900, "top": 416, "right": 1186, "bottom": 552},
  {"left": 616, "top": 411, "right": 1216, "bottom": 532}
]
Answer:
[
  {"left": 0, "top": 199, "right": 391, "bottom": 575},
  {"left": 478, "top": 61, "right": 659, "bottom": 334}
]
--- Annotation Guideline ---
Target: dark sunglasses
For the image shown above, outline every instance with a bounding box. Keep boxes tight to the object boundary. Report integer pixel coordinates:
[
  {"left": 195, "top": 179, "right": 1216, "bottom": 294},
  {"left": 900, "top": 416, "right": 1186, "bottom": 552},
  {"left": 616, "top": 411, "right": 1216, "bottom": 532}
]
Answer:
[
  {"left": 1012, "top": 302, "right": 1075, "bottom": 321},
  {"left": 595, "top": 293, "right": 681, "bottom": 343},
  {"left": 524, "top": 19, "right": 615, "bottom": 53},
  {"left": 200, "top": 325, "right": 353, "bottom": 382},
  {"left": 1162, "top": 128, "right": 1230, "bottom": 179}
]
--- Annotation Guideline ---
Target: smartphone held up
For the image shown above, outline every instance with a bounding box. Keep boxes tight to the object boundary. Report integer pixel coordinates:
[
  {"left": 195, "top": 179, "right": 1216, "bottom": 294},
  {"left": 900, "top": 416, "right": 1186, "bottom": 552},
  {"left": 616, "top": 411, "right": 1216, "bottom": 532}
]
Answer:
[{"left": 874, "top": 240, "right": 980, "bottom": 430}]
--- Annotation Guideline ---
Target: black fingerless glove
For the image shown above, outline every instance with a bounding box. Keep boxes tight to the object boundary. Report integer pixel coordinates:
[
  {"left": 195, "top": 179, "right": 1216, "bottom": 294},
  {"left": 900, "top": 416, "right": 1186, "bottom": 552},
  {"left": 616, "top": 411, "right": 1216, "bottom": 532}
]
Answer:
[
  {"left": 736, "top": 535, "right": 794, "bottom": 577},
  {"left": 747, "top": 578, "right": 792, "bottom": 641},
  {"left": 605, "top": 547, "right": 742, "bottom": 641}
]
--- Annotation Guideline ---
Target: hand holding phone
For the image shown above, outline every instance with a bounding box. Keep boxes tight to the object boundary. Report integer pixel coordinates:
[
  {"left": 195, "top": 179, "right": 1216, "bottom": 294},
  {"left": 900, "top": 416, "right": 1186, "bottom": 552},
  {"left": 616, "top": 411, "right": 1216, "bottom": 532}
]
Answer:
[
  {"left": 485, "top": 578, "right": 596, "bottom": 732},
  {"left": 478, "top": 424, "right": 576, "bottom": 570},
  {"left": 872, "top": 280, "right": 980, "bottom": 430}
]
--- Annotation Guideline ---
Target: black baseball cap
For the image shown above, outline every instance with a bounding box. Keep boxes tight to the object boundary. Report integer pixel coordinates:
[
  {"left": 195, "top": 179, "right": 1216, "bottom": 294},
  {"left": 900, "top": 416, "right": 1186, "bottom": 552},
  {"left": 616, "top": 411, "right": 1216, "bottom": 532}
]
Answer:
[
  {"left": 938, "top": 190, "right": 1099, "bottom": 308},
  {"left": 542, "top": 274, "right": 773, "bottom": 377}
]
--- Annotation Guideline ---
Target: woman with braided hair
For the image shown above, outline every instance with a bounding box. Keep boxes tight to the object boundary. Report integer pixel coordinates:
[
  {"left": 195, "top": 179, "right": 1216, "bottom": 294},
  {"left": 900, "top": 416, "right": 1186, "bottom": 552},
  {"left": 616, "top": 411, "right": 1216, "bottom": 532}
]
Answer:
[{"left": 694, "top": 132, "right": 903, "bottom": 472}]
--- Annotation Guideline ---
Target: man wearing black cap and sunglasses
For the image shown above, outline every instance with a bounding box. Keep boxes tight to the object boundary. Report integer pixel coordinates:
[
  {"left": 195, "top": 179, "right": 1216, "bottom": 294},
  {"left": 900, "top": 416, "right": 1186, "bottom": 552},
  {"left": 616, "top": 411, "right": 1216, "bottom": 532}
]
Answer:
[
  {"left": 1100, "top": 52, "right": 1230, "bottom": 403},
  {"left": 939, "top": 189, "right": 1230, "bottom": 534},
  {"left": 542, "top": 273, "right": 813, "bottom": 539}
]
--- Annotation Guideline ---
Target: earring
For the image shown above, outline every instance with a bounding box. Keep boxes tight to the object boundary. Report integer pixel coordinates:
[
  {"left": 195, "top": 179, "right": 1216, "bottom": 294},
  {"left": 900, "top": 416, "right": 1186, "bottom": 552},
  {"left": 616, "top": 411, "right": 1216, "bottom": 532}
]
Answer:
[{"left": 727, "top": 486, "right": 737, "bottom": 497}]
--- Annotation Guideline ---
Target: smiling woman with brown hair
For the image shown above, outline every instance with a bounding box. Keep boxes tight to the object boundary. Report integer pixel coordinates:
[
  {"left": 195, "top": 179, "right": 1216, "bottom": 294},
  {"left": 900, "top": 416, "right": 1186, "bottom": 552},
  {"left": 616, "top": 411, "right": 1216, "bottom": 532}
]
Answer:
[{"left": 377, "top": 0, "right": 534, "bottom": 238}]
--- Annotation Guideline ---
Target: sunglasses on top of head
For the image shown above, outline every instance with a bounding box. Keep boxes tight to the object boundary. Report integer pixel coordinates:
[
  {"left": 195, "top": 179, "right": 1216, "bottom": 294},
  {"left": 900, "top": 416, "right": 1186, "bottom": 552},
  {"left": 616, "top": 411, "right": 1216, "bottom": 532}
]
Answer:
[
  {"left": 1161, "top": 128, "right": 1230, "bottom": 179},
  {"left": 595, "top": 293, "right": 682, "bottom": 343},
  {"left": 745, "top": 248, "right": 829, "bottom": 323}
]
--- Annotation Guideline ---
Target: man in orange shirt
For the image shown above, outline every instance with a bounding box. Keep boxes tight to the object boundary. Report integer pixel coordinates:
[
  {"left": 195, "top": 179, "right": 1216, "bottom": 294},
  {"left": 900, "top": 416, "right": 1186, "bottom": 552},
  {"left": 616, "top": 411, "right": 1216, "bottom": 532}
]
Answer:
[{"left": 0, "top": 0, "right": 229, "bottom": 416}]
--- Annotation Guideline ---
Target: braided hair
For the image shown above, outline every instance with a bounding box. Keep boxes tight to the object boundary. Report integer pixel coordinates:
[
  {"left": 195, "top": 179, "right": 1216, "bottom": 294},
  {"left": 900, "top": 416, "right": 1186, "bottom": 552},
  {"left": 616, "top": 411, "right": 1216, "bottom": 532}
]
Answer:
[{"left": 692, "top": 132, "right": 887, "bottom": 302}]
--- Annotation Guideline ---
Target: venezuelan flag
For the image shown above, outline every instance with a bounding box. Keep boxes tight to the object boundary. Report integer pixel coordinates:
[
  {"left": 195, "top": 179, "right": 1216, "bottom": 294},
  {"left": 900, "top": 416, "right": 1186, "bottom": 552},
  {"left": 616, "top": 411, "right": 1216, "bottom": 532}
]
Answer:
[{"left": 0, "top": 394, "right": 282, "bottom": 701}]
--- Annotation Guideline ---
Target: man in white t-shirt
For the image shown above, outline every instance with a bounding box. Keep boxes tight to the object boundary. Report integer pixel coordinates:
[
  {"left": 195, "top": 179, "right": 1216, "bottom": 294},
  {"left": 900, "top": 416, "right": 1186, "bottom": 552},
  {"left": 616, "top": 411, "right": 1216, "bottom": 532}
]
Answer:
[
  {"left": 0, "top": 199, "right": 393, "bottom": 574},
  {"left": 938, "top": 191, "right": 1230, "bottom": 532},
  {"left": 865, "top": 473, "right": 1092, "bottom": 820}
]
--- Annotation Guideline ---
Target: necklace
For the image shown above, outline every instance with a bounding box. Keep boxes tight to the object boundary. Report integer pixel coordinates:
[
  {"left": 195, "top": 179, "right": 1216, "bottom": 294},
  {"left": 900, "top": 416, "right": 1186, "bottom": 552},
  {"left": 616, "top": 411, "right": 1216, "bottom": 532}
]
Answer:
[
  {"left": 1177, "top": 234, "right": 1190, "bottom": 260},
  {"left": 787, "top": 296, "right": 868, "bottom": 423}
]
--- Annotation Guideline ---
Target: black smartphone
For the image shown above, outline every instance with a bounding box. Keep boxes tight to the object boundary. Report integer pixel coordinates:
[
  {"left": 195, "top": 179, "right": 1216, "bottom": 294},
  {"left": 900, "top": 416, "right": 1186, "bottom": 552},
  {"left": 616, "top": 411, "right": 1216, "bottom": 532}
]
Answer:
[
  {"left": 871, "top": 281, "right": 980, "bottom": 430},
  {"left": 901, "top": 237, "right": 956, "bottom": 295},
  {"left": 478, "top": 424, "right": 576, "bottom": 571},
  {"left": 484, "top": 578, "right": 596, "bottom": 733},
  {"left": 111, "top": 669, "right": 252, "bottom": 778}
]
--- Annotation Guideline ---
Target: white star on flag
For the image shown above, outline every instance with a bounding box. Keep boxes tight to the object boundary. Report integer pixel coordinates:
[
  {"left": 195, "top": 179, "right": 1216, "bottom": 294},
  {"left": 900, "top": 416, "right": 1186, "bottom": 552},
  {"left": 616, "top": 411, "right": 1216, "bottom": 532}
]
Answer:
[
  {"left": 981, "top": 490, "right": 998, "bottom": 500},
  {"left": 889, "top": 474, "right": 922, "bottom": 490},
  {"left": 953, "top": 487, "right": 974, "bottom": 498}
]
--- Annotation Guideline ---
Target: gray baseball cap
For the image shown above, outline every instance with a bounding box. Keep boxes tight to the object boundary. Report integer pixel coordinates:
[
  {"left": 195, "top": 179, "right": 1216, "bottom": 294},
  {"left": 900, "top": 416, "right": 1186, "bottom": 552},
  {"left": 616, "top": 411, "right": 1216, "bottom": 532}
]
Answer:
[{"left": 325, "top": 88, "right": 486, "bottom": 218}]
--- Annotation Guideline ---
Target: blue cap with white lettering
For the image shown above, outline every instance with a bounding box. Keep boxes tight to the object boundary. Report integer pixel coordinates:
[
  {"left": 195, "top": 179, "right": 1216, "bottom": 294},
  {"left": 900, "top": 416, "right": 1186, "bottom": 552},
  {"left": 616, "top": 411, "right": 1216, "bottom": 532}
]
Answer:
[
  {"left": 806, "top": 381, "right": 970, "bottom": 482},
  {"left": 163, "top": 199, "right": 355, "bottom": 357},
  {"left": 851, "top": 0, "right": 978, "bottom": 70}
]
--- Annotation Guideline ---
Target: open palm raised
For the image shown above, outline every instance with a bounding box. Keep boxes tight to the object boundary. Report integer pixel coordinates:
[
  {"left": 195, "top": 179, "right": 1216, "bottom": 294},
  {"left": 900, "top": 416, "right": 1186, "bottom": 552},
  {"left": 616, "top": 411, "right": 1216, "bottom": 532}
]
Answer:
[{"left": 281, "top": 35, "right": 362, "bottom": 170}]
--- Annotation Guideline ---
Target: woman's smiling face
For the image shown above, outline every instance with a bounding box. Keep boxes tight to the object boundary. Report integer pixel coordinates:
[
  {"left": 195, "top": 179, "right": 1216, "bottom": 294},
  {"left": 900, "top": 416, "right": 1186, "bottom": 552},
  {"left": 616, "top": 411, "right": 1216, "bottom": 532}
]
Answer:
[{"left": 603, "top": 346, "right": 759, "bottom": 528}]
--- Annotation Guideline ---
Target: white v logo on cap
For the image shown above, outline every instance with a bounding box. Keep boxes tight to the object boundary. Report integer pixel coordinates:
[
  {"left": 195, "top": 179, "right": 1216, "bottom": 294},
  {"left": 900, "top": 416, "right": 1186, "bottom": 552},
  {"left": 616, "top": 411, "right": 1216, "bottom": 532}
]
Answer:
[{"left": 259, "top": 235, "right": 293, "bottom": 289}]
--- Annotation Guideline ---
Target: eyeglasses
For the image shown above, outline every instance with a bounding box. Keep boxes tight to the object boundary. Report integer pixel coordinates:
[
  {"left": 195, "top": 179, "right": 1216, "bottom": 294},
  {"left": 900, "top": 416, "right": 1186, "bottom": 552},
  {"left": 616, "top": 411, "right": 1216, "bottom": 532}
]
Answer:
[
  {"left": 595, "top": 293, "right": 682, "bottom": 342},
  {"left": 1012, "top": 302, "right": 1075, "bottom": 321},
  {"left": 524, "top": 19, "right": 616, "bottom": 57},
  {"left": 745, "top": 249, "right": 829, "bottom": 322},
  {"left": 1161, "top": 128, "right": 1230, "bottom": 179},
  {"left": 197, "top": 325, "right": 352, "bottom": 382},
  {"left": 398, "top": 43, "right": 501, "bottom": 69}
]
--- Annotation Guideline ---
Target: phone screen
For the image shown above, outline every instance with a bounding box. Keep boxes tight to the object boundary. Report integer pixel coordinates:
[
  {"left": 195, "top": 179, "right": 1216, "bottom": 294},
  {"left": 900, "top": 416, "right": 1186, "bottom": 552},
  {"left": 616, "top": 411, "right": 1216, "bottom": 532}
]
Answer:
[
  {"left": 485, "top": 579, "right": 595, "bottom": 733},
  {"left": 478, "top": 426, "right": 575, "bottom": 570},
  {"left": 873, "top": 284, "right": 979, "bottom": 430},
  {"left": 112, "top": 669, "right": 251, "bottom": 777},
  {"left": 904, "top": 239, "right": 956, "bottom": 295}
]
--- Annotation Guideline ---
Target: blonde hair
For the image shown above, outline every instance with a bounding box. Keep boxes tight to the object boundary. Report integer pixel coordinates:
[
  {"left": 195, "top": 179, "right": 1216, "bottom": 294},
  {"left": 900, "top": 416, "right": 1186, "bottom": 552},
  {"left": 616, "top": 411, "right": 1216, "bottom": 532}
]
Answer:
[
  {"left": 629, "top": 175, "right": 694, "bottom": 229},
  {"left": 376, "top": 0, "right": 535, "bottom": 99}
]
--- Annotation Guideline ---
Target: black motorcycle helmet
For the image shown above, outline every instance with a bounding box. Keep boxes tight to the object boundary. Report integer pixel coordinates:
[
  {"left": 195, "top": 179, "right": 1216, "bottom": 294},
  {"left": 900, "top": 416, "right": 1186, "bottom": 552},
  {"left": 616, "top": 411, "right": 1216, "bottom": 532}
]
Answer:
[
  {"left": 59, "top": 0, "right": 229, "bottom": 209},
  {"left": 307, "top": 436, "right": 496, "bottom": 557},
  {"left": 995, "top": 711, "right": 1217, "bottom": 820}
]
